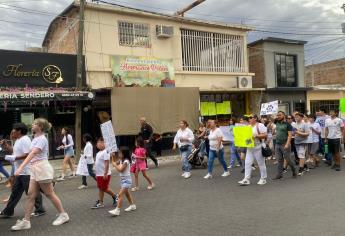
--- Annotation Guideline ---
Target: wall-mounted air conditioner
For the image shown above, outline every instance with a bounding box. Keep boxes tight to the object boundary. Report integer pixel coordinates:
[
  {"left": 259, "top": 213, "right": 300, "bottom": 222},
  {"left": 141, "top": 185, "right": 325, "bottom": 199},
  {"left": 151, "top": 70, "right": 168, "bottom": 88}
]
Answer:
[
  {"left": 237, "top": 76, "right": 253, "bottom": 89},
  {"left": 156, "top": 25, "right": 174, "bottom": 38}
]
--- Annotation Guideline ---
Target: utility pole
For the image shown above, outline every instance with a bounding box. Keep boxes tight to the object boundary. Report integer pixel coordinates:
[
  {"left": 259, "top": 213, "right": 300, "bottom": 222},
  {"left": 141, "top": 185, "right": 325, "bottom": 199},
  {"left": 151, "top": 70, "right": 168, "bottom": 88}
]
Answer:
[
  {"left": 175, "top": 0, "right": 205, "bottom": 17},
  {"left": 75, "top": 0, "right": 85, "bottom": 160}
]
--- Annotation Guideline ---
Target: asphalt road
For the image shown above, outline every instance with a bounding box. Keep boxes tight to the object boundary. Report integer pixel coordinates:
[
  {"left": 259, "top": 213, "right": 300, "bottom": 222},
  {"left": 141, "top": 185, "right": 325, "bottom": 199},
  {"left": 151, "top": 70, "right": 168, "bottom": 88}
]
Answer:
[{"left": 0, "top": 159, "right": 345, "bottom": 236}]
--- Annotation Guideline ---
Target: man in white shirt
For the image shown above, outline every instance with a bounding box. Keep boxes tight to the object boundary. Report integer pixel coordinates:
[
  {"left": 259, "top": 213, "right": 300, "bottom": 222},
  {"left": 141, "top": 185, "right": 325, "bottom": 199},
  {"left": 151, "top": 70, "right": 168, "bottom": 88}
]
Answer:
[
  {"left": 0, "top": 123, "right": 45, "bottom": 218},
  {"left": 325, "top": 110, "right": 345, "bottom": 171}
]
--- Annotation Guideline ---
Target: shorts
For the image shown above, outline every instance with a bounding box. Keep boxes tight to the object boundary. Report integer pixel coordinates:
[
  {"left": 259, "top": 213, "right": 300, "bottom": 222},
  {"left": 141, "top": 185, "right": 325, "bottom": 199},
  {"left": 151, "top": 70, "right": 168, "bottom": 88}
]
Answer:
[
  {"left": 96, "top": 175, "right": 111, "bottom": 191},
  {"left": 308, "top": 142, "right": 319, "bottom": 155},
  {"left": 130, "top": 160, "right": 147, "bottom": 173},
  {"left": 295, "top": 144, "right": 306, "bottom": 159},
  {"left": 30, "top": 159, "right": 54, "bottom": 183},
  {"left": 120, "top": 176, "right": 132, "bottom": 189},
  {"left": 64, "top": 148, "right": 75, "bottom": 157},
  {"left": 328, "top": 139, "right": 341, "bottom": 155}
]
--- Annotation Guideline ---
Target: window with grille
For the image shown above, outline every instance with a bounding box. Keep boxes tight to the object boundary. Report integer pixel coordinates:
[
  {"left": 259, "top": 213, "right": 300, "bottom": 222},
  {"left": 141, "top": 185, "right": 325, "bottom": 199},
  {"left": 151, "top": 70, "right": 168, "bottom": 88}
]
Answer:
[
  {"left": 118, "top": 21, "right": 150, "bottom": 47},
  {"left": 310, "top": 100, "right": 339, "bottom": 115},
  {"left": 181, "top": 29, "right": 245, "bottom": 72},
  {"left": 275, "top": 53, "right": 298, "bottom": 87}
]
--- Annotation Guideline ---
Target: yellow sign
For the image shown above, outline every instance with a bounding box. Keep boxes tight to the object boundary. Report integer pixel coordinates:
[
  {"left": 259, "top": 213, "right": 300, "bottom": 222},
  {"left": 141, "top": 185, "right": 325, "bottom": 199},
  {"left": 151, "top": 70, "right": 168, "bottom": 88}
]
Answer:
[{"left": 233, "top": 126, "right": 254, "bottom": 148}]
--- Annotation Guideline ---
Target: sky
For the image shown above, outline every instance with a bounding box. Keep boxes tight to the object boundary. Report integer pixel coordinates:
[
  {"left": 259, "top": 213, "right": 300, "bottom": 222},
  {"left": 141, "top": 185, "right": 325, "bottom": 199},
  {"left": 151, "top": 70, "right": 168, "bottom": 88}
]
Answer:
[{"left": 0, "top": 0, "right": 344, "bottom": 65}]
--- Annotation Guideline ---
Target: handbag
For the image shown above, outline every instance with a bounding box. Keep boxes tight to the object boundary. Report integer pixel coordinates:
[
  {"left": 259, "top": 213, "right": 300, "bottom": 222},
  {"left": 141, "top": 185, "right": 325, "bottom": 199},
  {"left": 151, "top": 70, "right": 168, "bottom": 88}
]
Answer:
[{"left": 256, "top": 124, "right": 272, "bottom": 157}]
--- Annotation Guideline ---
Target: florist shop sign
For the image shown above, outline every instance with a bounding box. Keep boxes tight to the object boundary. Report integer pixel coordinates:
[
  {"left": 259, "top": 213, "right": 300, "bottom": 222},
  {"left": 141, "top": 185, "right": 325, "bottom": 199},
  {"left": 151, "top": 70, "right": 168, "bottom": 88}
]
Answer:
[
  {"left": 111, "top": 55, "right": 175, "bottom": 87},
  {"left": 0, "top": 49, "right": 84, "bottom": 87}
]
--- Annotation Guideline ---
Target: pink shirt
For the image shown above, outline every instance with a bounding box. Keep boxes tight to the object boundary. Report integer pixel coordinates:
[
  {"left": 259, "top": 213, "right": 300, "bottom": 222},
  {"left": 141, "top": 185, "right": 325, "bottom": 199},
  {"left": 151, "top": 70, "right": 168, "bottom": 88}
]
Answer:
[{"left": 134, "top": 147, "right": 146, "bottom": 163}]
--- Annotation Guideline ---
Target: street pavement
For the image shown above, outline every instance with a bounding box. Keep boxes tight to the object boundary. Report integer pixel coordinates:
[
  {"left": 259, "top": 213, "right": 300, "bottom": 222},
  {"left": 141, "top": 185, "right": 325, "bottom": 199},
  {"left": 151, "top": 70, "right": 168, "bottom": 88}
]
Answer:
[{"left": 1, "top": 158, "right": 345, "bottom": 236}]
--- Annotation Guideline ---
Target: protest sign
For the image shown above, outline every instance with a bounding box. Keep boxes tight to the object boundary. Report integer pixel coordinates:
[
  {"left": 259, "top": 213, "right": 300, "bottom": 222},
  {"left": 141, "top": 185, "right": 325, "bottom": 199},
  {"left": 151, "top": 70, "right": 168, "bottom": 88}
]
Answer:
[
  {"left": 219, "top": 126, "right": 231, "bottom": 141},
  {"left": 100, "top": 121, "right": 118, "bottom": 153},
  {"left": 233, "top": 126, "right": 254, "bottom": 148},
  {"left": 260, "top": 100, "right": 278, "bottom": 115},
  {"left": 340, "top": 98, "right": 345, "bottom": 113}
]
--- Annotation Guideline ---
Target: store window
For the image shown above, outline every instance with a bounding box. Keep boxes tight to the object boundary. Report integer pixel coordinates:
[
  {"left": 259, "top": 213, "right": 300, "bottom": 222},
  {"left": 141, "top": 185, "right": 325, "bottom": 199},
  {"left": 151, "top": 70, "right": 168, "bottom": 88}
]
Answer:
[
  {"left": 310, "top": 100, "right": 339, "bottom": 115},
  {"left": 294, "top": 102, "right": 306, "bottom": 114},
  {"left": 275, "top": 53, "right": 297, "bottom": 87},
  {"left": 118, "top": 21, "right": 150, "bottom": 47}
]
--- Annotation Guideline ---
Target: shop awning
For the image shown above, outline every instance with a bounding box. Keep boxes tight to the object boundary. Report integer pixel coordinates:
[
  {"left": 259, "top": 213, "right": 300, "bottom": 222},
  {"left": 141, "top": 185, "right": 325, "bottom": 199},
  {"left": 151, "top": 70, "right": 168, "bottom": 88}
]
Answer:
[{"left": 0, "top": 91, "right": 94, "bottom": 102}]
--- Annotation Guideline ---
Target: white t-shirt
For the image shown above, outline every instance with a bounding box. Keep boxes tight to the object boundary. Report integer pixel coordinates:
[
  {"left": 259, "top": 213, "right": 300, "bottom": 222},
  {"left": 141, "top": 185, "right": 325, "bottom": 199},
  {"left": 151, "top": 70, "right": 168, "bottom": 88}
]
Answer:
[
  {"left": 119, "top": 159, "right": 130, "bottom": 177},
  {"left": 251, "top": 123, "right": 267, "bottom": 147},
  {"left": 95, "top": 149, "right": 111, "bottom": 176},
  {"left": 311, "top": 122, "right": 321, "bottom": 143},
  {"left": 173, "top": 128, "right": 194, "bottom": 148},
  {"left": 83, "top": 142, "right": 94, "bottom": 164},
  {"left": 13, "top": 135, "right": 31, "bottom": 175},
  {"left": 305, "top": 122, "right": 313, "bottom": 144},
  {"left": 30, "top": 135, "right": 49, "bottom": 163},
  {"left": 62, "top": 134, "right": 74, "bottom": 148},
  {"left": 316, "top": 115, "right": 330, "bottom": 138},
  {"left": 325, "top": 117, "right": 344, "bottom": 139},
  {"left": 208, "top": 128, "right": 224, "bottom": 150}
]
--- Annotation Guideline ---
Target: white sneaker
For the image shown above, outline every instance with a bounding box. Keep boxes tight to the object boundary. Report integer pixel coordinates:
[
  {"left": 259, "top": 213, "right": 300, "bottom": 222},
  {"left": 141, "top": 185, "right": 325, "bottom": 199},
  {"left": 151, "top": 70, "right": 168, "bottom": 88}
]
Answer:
[
  {"left": 235, "top": 164, "right": 241, "bottom": 167},
  {"left": 181, "top": 172, "right": 186, "bottom": 177},
  {"left": 203, "top": 173, "right": 213, "bottom": 179},
  {"left": 11, "top": 219, "right": 31, "bottom": 231},
  {"left": 124, "top": 205, "right": 137, "bottom": 212},
  {"left": 227, "top": 165, "right": 233, "bottom": 169},
  {"left": 221, "top": 171, "right": 230, "bottom": 177},
  {"left": 131, "top": 187, "right": 139, "bottom": 192},
  {"left": 108, "top": 208, "right": 120, "bottom": 216},
  {"left": 184, "top": 172, "right": 191, "bottom": 179},
  {"left": 56, "top": 177, "right": 65, "bottom": 182},
  {"left": 238, "top": 178, "right": 250, "bottom": 186},
  {"left": 52, "top": 213, "right": 69, "bottom": 226},
  {"left": 257, "top": 178, "right": 267, "bottom": 185},
  {"left": 78, "top": 185, "right": 88, "bottom": 190},
  {"left": 147, "top": 184, "right": 155, "bottom": 190}
]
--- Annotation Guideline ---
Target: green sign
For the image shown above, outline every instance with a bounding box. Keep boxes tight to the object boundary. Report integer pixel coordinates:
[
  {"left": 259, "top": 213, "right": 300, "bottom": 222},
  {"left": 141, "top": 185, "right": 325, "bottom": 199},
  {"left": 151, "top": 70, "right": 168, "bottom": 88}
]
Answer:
[
  {"left": 200, "top": 102, "right": 209, "bottom": 116},
  {"left": 340, "top": 98, "right": 345, "bottom": 112}
]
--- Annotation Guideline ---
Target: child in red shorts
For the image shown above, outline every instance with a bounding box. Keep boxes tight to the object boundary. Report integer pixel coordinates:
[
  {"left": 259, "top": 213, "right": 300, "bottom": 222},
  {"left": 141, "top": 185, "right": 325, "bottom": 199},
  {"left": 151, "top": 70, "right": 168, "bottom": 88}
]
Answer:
[
  {"left": 91, "top": 137, "right": 117, "bottom": 209},
  {"left": 130, "top": 137, "right": 155, "bottom": 192}
]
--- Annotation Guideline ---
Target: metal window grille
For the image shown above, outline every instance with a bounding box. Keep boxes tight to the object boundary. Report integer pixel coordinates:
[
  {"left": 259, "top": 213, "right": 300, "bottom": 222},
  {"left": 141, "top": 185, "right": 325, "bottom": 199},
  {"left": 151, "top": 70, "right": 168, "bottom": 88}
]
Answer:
[
  {"left": 310, "top": 100, "right": 339, "bottom": 115},
  {"left": 118, "top": 21, "right": 150, "bottom": 47},
  {"left": 181, "top": 29, "right": 245, "bottom": 72}
]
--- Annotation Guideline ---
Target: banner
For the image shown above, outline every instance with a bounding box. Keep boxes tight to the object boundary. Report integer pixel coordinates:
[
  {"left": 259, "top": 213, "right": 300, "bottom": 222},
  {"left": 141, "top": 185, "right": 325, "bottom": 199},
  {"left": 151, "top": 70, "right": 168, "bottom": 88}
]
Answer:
[
  {"left": 200, "top": 102, "right": 209, "bottom": 116},
  {"left": 233, "top": 126, "right": 254, "bottom": 148},
  {"left": 208, "top": 102, "right": 217, "bottom": 116},
  {"left": 340, "top": 98, "right": 345, "bottom": 112},
  {"left": 260, "top": 100, "right": 278, "bottom": 115},
  {"left": 100, "top": 121, "right": 118, "bottom": 153},
  {"left": 0, "top": 91, "right": 94, "bottom": 102},
  {"left": 219, "top": 126, "right": 231, "bottom": 141},
  {"left": 111, "top": 55, "right": 175, "bottom": 87}
]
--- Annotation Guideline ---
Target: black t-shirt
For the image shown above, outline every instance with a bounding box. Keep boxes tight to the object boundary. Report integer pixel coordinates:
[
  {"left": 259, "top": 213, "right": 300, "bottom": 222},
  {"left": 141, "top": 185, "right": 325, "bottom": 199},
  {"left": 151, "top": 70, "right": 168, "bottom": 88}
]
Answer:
[{"left": 140, "top": 123, "right": 153, "bottom": 140}]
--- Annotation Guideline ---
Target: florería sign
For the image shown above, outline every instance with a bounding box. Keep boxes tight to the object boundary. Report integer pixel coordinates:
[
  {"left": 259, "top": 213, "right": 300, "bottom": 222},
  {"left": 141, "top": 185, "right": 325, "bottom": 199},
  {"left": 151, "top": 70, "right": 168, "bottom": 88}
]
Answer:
[{"left": 0, "top": 91, "right": 94, "bottom": 102}]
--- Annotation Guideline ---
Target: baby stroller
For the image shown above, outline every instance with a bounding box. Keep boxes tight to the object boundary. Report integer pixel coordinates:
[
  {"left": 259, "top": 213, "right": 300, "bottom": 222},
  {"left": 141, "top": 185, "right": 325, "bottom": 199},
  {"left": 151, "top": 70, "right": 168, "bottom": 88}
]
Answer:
[{"left": 188, "top": 139, "right": 207, "bottom": 169}]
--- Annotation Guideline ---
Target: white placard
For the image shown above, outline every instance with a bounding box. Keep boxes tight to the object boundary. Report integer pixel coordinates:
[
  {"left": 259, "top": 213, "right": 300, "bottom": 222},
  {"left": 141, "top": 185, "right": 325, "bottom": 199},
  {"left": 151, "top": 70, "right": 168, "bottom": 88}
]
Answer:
[
  {"left": 219, "top": 126, "right": 231, "bottom": 142},
  {"left": 100, "top": 121, "right": 118, "bottom": 153},
  {"left": 260, "top": 100, "right": 278, "bottom": 115}
]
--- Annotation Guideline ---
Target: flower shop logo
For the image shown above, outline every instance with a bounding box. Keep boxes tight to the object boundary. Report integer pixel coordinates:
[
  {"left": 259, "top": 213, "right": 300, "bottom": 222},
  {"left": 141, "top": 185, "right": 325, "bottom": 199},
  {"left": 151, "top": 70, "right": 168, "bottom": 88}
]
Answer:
[{"left": 2, "top": 64, "right": 63, "bottom": 84}]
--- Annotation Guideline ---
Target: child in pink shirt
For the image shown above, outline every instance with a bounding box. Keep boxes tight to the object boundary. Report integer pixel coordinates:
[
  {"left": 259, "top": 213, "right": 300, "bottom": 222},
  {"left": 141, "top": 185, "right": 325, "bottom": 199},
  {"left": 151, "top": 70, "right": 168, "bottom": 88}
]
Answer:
[{"left": 130, "top": 137, "right": 155, "bottom": 191}]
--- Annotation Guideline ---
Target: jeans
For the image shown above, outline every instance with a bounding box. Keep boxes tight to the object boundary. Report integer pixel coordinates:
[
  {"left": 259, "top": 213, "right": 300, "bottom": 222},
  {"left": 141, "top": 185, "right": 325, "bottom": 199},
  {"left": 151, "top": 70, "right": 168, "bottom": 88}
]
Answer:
[
  {"left": 198, "top": 141, "right": 207, "bottom": 158},
  {"left": 0, "top": 161, "right": 9, "bottom": 179},
  {"left": 207, "top": 148, "right": 228, "bottom": 174},
  {"left": 181, "top": 145, "right": 192, "bottom": 172},
  {"left": 275, "top": 144, "right": 296, "bottom": 177},
  {"left": 82, "top": 164, "right": 96, "bottom": 186},
  {"left": 291, "top": 138, "right": 299, "bottom": 163},
  {"left": 244, "top": 146, "right": 267, "bottom": 180},
  {"left": 2, "top": 175, "right": 44, "bottom": 216},
  {"left": 229, "top": 142, "right": 242, "bottom": 166}
]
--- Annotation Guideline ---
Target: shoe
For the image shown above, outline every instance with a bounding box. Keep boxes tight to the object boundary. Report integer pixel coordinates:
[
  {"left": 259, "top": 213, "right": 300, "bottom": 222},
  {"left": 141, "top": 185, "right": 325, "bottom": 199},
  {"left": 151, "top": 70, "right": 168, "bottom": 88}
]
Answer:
[
  {"left": 304, "top": 167, "right": 310, "bottom": 172},
  {"left": 297, "top": 171, "right": 303, "bottom": 176},
  {"left": 221, "top": 171, "right": 230, "bottom": 177},
  {"left": 257, "top": 178, "right": 267, "bottom": 185},
  {"left": 272, "top": 175, "right": 283, "bottom": 180},
  {"left": 78, "top": 185, "right": 88, "bottom": 190},
  {"left": 238, "top": 178, "right": 250, "bottom": 186},
  {"left": 124, "top": 204, "right": 137, "bottom": 212},
  {"left": 30, "top": 211, "right": 46, "bottom": 217},
  {"left": 272, "top": 157, "right": 276, "bottom": 160},
  {"left": 11, "top": 219, "right": 31, "bottom": 231},
  {"left": 113, "top": 194, "right": 119, "bottom": 207},
  {"left": 267, "top": 157, "right": 272, "bottom": 160},
  {"left": 181, "top": 172, "right": 186, "bottom": 177},
  {"left": 147, "top": 184, "right": 155, "bottom": 190},
  {"left": 52, "top": 213, "right": 69, "bottom": 226},
  {"left": 252, "top": 166, "right": 256, "bottom": 170},
  {"left": 108, "top": 208, "right": 120, "bottom": 216},
  {"left": 283, "top": 168, "right": 288, "bottom": 174},
  {"left": 0, "top": 211, "right": 13, "bottom": 218},
  {"left": 322, "top": 158, "right": 326, "bottom": 161},
  {"left": 91, "top": 200, "right": 104, "bottom": 209},
  {"left": 203, "top": 173, "right": 213, "bottom": 179},
  {"left": 236, "top": 164, "right": 241, "bottom": 167},
  {"left": 56, "top": 177, "right": 65, "bottom": 182},
  {"left": 227, "top": 165, "right": 233, "bottom": 169},
  {"left": 342, "top": 156, "right": 345, "bottom": 159},
  {"left": 155, "top": 161, "right": 159, "bottom": 168},
  {"left": 184, "top": 172, "right": 191, "bottom": 179},
  {"left": 131, "top": 187, "right": 139, "bottom": 192}
]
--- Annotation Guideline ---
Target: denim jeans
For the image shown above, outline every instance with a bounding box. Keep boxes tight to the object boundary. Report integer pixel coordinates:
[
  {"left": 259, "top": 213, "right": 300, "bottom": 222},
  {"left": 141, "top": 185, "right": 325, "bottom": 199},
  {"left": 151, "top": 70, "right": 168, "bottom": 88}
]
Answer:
[
  {"left": 180, "top": 145, "right": 192, "bottom": 172},
  {"left": 0, "top": 161, "right": 9, "bottom": 179},
  {"left": 207, "top": 148, "right": 228, "bottom": 174},
  {"left": 82, "top": 164, "right": 96, "bottom": 186},
  {"left": 229, "top": 142, "right": 242, "bottom": 166}
]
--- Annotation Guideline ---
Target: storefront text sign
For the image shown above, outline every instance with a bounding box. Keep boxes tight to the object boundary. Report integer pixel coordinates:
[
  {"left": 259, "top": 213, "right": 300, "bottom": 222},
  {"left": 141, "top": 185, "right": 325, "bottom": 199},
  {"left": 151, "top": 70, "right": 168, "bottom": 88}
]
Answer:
[{"left": 0, "top": 91, "right": 94, "bottom": 102}]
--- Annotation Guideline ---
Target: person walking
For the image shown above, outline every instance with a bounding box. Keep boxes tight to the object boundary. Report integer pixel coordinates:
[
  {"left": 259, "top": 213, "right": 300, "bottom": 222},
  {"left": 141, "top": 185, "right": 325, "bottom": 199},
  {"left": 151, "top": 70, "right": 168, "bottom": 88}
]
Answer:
[
  {"left": 238, "top": 115, "right": 268, "bottom": 186},
  {"left": 0, "top": 123, "right": 45, "bottom": 218},
  {"left": 316, "top": 108, "right": 331, "bottom": 163},
  {"left": 203, "top": 120, "right": 230, "bottom": 179},
  {"left": 228, "top": 118, "right": 242, "bottom": 169},
  {"left": 57, "top": 127, "right": 76, "bottom": 181},
  {"left": 272, "top": 111, "right": 297, "bottom": 180},
  {"left": 78, "top": 134, "right": 96, "bottom": 189},
  {"left": 173, "top": 120, "right": 194, "bottom": 179},
  {"left": 293, "top": 113, "right": 310, "bottom": 176},
  {"left": 11, "top": 118, "right": 69, "bottom": 231},
  {"left": 308, "top": 115, "right": 321, "bottom": 167},
  {"left": 139, "top": 117, "right": 158, "bottom": 167},
  {"left": 325, "top": 110, "right": 344, "bottom": 171}
]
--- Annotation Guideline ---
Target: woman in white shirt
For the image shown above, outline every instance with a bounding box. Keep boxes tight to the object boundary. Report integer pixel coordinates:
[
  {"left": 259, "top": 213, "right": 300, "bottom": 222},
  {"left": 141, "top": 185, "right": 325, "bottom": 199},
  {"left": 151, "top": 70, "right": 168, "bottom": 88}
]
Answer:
[
  {"left": 11, "top": 118, "right": 69, "bottom": 231},
  {"left": 173, "top": 120, "right": 194, "bottom": 179},
  {"left": 238, "top": 115, "right": 268, "bottom": 186},
  {"left": 78, "top": 134, "right": 96, "bottom": 189},
  {"left": 57, "top": 127, "right": 75, "bottom": 181},
  {"left": 204, "top": 120, "right": 230, "bottom": 179}
]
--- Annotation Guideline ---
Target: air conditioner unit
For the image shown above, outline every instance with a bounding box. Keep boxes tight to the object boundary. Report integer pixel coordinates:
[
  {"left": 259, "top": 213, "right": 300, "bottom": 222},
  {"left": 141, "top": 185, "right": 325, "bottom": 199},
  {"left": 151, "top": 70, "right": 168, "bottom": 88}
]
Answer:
[
  {"left": 156, "top": 25, "right": 173, "bottom": 38},
  {"left": 237, "top": 76, "right": 253, "bottom": 89}
]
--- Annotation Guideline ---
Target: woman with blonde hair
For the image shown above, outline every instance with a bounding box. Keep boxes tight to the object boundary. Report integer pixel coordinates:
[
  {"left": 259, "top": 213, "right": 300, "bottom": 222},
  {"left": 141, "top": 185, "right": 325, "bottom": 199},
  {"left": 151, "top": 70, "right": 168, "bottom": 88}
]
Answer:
[{"left": 11, "top": 118, "right": 69, "bottom": 231}]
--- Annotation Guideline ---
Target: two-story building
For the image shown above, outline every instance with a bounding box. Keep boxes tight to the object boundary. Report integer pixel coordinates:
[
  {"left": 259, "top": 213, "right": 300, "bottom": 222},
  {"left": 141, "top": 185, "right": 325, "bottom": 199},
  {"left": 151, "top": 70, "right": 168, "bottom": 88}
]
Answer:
[
  {"left": 43, "top": 1, "right": 258, "bottom": 137},
  {"left": 248, "top": 37, "right": 307, "bottom": 115}
]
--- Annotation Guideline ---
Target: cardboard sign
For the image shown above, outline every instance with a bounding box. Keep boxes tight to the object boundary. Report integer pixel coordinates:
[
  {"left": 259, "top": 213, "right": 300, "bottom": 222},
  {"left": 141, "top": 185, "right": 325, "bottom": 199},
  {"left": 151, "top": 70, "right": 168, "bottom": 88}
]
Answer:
[{"left": 100, "top": 121, "right": 118, "bottom": 153}]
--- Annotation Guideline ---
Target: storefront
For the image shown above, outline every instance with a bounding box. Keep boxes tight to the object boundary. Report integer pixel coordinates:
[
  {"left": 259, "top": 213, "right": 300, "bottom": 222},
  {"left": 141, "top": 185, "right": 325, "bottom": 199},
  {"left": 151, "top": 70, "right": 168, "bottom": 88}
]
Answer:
[
  {"left": 0, "top": 49, "right": 93, "bottom": 158},
  {"left": 307, "top": 87, "right": 345, "bottom": 115}
]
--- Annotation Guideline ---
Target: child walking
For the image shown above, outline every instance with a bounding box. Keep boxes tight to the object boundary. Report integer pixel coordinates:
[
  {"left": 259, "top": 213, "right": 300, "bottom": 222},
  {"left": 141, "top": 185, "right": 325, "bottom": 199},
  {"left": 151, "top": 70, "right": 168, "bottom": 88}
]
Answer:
[
  {"left": 91, "top": 137, "right": 117, "bottom": 209},
  {"left": 109, "top": 148, "right": 136, "bottom": 217},
  {"left": 131, "top": 137, "right": 155, "bottom": 192}
]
